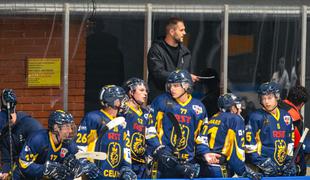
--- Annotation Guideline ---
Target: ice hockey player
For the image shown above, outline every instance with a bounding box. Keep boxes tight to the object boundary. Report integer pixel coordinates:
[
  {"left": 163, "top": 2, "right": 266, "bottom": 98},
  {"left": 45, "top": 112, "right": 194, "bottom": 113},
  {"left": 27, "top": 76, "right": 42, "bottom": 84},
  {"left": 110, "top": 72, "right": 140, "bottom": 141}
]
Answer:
[
  {"left": 0, "top": 89, "right": 43, "bottom": 179},
  {"left": 149, "top": 69, "right": 221, "bottom": 178},
  {"left": 122, "top": 77, "right": 161, "bottom": 178},
  {"left": 200, "top": 93, "right": 261, "bottom": 179},
  {"left": 14, "top": 110, "right": 99, "bottom": 179},
  {"left": 245, "top": 82, "right": 296, "bottom": 176},
  {"left": 76, "top": 85, "right": 137, "bottom": 179}
]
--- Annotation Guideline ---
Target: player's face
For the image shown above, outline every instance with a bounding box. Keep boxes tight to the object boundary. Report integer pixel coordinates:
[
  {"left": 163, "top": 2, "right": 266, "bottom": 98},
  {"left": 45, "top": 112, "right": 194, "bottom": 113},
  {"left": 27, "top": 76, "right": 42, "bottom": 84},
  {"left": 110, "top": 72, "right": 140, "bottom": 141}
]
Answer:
[
  {"left": 132, "top": 84, "right": 148, "bottom": 104},
  {"left": 260, "top": 94, "right": 278, "bottom": 111},
  {"left": 58, "top": 123, "right": 76, "bottom": 142},
  {"left": 172, "top": 22, "right": 186, "bottom": 43},
  {"left": 169, "top": 83, "right": 186, "bottom": 99},
  {"left": 231, "top": 104, "right": 242, "bottom": 115}
]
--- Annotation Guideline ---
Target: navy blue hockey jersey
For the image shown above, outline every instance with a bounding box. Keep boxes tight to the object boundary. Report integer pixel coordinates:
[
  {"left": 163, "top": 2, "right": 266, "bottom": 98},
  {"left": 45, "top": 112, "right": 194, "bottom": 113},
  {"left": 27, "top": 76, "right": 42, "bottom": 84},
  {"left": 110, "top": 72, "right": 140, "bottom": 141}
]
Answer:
[
  {"left": 245, "top": 108, "right": 294, "bottom": 168},
  {"left": 17, "top": 129, "right": 78, "bottom": 179},
  {"left": 150, "top": 93, "right": 209, "bottom": 161},
  {"left": 205, "top": 112, "right": 246, "bottom": 176},
  {"left": 0, "top": 111, "right": 43, "bottom": 173},
  {"left": 122, "top": 104, "right": 159, "bottom": 164},
  {"left": 76, "top": 109, "right": 132, "bottom": 179}
]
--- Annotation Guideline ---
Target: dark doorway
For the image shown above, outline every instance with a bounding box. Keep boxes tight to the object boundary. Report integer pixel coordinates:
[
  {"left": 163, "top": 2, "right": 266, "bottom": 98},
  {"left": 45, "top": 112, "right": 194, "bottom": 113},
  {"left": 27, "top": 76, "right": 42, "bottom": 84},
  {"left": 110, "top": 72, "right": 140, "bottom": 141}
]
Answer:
[{"left": 84, "top": 16, "right": 144, "bottom": 112}]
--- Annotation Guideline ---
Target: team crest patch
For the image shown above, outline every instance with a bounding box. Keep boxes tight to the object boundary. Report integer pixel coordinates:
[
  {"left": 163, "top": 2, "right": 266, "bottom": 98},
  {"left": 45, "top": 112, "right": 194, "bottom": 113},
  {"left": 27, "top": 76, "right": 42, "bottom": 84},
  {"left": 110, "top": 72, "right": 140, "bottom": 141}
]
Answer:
[
  {"left": 284, "top": 116, "right": 291, "bottom": 125},
  {"left": 192, "top": 105, "right": 202, "bottom": 115},
  {"left": 108, "top": 142, "right": 121, "bottom": 168},
  {"left": 60, "top": 148, "right": 68, "bottom": 158},
  {"left": 274, "top": 139, "right": 286, "bottom": 165}
]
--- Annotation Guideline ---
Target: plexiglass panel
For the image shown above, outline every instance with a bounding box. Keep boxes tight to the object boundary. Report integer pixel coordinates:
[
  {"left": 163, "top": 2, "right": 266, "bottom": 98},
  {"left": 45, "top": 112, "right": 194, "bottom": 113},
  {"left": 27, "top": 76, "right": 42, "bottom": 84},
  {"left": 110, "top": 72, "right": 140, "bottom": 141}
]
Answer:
[{"left": 228, "top": 14, "right": 301, "bottom": 120}]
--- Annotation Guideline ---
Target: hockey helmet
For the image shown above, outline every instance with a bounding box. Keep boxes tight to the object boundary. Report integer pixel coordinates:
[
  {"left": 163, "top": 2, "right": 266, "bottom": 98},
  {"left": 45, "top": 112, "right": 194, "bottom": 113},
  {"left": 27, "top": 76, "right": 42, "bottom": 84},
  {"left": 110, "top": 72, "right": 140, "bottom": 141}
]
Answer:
[
  {"left": 48, "top": 110, "right": 74, "bottom": 130},
  {"left": 166, "top": 69, "right": 193, "bottom": 93},
  {"left": 257, "top": 82, "right": 280, "bottom": 99},
  {"left": 48, "top": 110, "right": 76, "bottom": 143},
  {"left": 0, "top": 89, "right": 17, "bottom": 112},
  {"left": 99, "top": 85, "right": 128, "bottom": 108},
  {"left": 123, "top": 77, "right": 148, "bottom": 94},
  {"left": 218, "top": 93, "right": 241, "bottom": 112}
]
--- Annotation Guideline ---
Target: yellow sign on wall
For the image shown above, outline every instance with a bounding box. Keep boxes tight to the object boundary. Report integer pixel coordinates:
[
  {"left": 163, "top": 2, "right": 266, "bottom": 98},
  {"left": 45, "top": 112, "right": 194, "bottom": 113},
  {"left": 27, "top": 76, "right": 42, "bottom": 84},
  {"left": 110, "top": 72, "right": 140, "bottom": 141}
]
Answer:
[{"left": 27, "top": 58, "right": 61, "bottom": 87}]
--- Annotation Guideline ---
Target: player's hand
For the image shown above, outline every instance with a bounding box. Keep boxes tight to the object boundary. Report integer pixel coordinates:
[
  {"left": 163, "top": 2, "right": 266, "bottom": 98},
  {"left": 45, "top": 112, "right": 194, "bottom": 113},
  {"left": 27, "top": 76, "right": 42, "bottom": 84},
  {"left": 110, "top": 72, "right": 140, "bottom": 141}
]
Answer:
[
  {"left": 63, "top": 154, "right": 83, "bottom": 178},
  {"left": 0, "top": 172, "right": 9, "bottom": 180},
  {"left": 153, "top": 145, "right": 178, "bottom": 169},
  {"left": 242, "top": 165, "right": 262, "bottom": 180},
  {"left": 43, "top": 161, "right": 70, "bottom": 180},
  {"left": 203, "top": 153, "right": 221, "bottom": 164},
  {"left": 190, "top": 74, "right": 199, "bottom": 82},
  {"left": 80, "top": 159, "right": 101, "bottom": 179},
  {"left": 258, "top": 158, "right": 278, "bottom": 176},
  {"left": 120, "top": 166, "right": 137, "bottom": 180}
]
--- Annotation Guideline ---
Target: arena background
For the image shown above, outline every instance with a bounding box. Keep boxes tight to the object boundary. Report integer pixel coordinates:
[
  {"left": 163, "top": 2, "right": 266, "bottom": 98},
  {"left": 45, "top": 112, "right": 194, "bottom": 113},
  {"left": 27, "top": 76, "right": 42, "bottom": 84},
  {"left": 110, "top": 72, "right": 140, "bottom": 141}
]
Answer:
[{"left": 1, "top": 0, "right": 310, "bottom": 177}]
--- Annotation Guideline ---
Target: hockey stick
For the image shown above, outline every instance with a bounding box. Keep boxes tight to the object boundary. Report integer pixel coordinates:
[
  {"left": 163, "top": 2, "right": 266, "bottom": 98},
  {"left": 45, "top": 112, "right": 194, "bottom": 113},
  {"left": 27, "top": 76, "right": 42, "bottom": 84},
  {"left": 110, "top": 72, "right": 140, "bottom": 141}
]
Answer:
[
  {"left": 166, "top": 112, "right": 182, "bottom": 155},
  {"left": 78, "top": 117, "right": 126, "bottom": 160},
  {"left": 75, "top": 152, "right": 107, "bottom": 160},
  {"left": 6, "top": 104, "right": 14, "bottom": 178},
  {"left": 290, "top": 127, "right": 309, "bottom": 166},
  {"left": 97, "top": 116, "right": 127, "bottom": 137}
]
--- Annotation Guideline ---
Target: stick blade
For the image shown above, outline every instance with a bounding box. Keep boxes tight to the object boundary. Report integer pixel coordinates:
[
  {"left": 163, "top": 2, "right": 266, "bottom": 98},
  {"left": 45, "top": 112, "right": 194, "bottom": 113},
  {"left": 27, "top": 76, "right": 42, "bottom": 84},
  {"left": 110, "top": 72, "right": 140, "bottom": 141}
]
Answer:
[{"left": 75, "top": 152, "right": 107, "bottom": 160}]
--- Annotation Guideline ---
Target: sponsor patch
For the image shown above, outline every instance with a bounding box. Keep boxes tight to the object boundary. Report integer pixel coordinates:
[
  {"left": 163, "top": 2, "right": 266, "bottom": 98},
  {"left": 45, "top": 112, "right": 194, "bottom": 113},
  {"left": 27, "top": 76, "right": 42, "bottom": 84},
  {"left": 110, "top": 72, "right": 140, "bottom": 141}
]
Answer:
[
  {"left": 60, "top": 148, "right": 68, "bottom": 158},
  {"left": 192, "top": 105, "right": 203, "bottom": 115},
  {"left": 284, "top": 115, "right": 291, "bottom": 125}
]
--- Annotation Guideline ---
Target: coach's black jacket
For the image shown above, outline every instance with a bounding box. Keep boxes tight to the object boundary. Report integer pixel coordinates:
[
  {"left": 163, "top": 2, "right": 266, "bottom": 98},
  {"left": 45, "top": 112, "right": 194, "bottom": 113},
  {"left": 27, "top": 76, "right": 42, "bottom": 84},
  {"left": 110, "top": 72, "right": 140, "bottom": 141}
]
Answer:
[{"left": 147, "top": 38, "right": 192, "bottom": 101}]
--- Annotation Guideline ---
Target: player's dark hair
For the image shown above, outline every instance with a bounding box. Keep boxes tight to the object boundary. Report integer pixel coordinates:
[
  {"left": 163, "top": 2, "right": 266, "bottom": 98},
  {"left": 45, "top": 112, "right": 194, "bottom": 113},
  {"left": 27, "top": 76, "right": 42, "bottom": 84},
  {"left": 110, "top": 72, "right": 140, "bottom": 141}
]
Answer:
[
  {"left": 287, "top": 85, "right": 309, "bottom": 106},
  {"left": 165, "top": 17, "right": 184, "bottom": 34}
]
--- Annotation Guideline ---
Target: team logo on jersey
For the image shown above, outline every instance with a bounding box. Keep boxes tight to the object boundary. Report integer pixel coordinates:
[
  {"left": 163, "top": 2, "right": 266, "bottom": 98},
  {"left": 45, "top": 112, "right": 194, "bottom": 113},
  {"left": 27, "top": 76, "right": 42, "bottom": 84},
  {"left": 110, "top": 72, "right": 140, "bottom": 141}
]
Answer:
[
  {"left": 274, "top": 139, "right": 287, "bottom": 165},
  {"left": 192, "top": 105, "right": 203, "bottom": 115},
  {"left": 60, "top": 148, "right": 68, "bottom": 158},
  {"left": 107, "top": 142, "right": 121, "bottom": 168},
  {"left": 131, "top": 132, "right": 146, "bottom": 157},
  {"left": 171, "top": 124, "right": 189, "bottom": 151},
  {"left": 263, "top": 119, "right": 270, "bottom": 126},
  {"left": 283, "top": 116, "right": 291, "bottom": 125}
]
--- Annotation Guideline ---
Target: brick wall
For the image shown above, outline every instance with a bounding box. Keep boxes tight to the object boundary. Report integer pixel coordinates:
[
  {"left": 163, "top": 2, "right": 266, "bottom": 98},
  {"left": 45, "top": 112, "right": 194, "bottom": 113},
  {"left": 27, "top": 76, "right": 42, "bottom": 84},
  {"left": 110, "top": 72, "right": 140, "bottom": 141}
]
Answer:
[{"left": 0, "top": 16, "right": 86, "bottom": 127}]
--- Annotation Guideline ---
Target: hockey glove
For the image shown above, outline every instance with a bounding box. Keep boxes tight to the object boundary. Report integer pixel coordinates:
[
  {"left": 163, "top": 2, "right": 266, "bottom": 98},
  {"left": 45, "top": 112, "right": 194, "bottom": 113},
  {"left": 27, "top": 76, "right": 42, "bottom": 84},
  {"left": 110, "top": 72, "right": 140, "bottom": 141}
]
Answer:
[
  {"left": 153, "top": 145, "right": 178, "bottom": 169},
  {"left": 242, "top": 165, "right": 262, "bottom": 180},
  {"left": 282, "top": 158, "right": 297, "bottom": 176},
  {"left": 63, "top": 154, "right": 83, "bottom": 178},
  {"left": 43, "top": 161, "right": 70, "bottom": 180},
  {"left": 79, "top": 159, "right": 101, "bottom": 179},
  {"left": 119, "top": 166, "right": 137, "bottom": 180},
  {"left": 176, "top": 162, "right": 200, "bottom": 179},
  {"left": 257, "top": 158, "right": 278, "bottom": 176}
]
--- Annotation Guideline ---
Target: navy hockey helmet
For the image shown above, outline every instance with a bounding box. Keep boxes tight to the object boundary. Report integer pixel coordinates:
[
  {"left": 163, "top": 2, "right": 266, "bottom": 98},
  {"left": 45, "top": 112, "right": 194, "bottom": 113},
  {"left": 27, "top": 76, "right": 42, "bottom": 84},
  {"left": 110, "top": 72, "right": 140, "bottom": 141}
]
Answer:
[
  {"left": 257, "top": 82, "right": 280, "bottom": 99},
  {"left": 99, "top": 85, "right": 128, "bottom": 108},
  {"left": 123, "top": 77, "right": 148, "bottom": 94},
  {"left": 218, "top": 93, "right": 241, "bottom": 112},
  {"left": 166, "top": 69, "right": 193, "bottom": 93},
  {"left": 48, "top": 110, "right": 74, "bottom": 130},
  {"left": 0, "top": 89, "right": 17, "bottom": 112}
]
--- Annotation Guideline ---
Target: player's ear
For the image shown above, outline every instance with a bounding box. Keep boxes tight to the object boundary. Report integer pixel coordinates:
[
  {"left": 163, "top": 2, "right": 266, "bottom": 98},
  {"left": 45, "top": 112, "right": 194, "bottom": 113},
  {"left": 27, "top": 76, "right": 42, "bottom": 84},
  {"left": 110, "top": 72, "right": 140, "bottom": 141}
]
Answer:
[
  {"left": 129, "top": 90, "right": 134, "bottom": 98},
  {"left": 182, "top": 82, "right": 190, "bottom": 91},
  {"left": 53, "top": 124, "right": 60, "bottom": 132}
]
